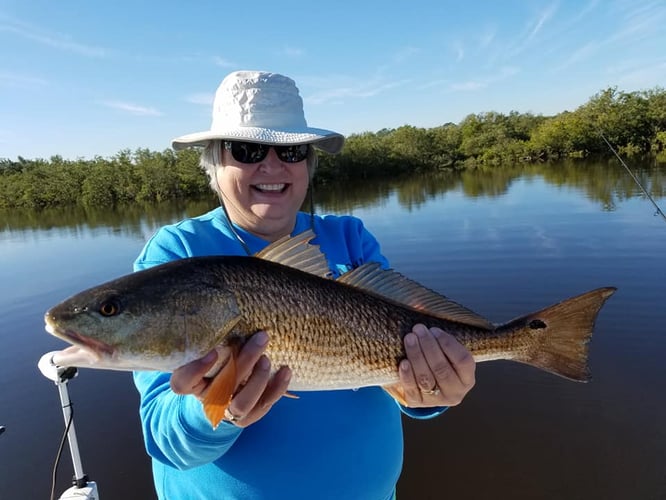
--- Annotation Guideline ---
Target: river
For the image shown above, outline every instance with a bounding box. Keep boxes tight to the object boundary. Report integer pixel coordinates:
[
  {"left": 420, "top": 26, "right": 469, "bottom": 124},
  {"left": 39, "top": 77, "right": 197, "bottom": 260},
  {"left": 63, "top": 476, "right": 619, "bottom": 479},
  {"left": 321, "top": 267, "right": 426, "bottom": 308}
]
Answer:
[{"left": 1, "top": 159, "right": 665, "bottom": 499}]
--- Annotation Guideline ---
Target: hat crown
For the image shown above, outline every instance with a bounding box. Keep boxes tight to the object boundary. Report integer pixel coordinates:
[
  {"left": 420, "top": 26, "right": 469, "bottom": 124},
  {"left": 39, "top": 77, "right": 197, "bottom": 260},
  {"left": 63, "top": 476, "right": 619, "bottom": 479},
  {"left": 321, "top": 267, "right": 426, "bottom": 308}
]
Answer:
[
  {"left": 171, "top": 70, "right": 344, "bottom": 154},
  {"left": 211, "top": 71, "right": 307, "bottom": 131}
]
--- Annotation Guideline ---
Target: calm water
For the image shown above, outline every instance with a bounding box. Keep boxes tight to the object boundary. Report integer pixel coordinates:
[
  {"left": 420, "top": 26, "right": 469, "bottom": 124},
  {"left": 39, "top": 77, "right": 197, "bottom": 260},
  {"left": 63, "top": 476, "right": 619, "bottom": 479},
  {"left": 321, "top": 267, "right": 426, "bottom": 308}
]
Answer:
[{"left": 1, "top": 160, "right": 665, "bottom": 499}]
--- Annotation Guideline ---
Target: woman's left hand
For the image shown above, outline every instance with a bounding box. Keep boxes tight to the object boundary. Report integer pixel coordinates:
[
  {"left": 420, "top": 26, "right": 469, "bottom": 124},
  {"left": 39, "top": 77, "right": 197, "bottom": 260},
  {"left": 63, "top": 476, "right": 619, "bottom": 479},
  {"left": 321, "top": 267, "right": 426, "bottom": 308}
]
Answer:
[{"left": 397, "top": 323, "right": 476, "bottom": 408}]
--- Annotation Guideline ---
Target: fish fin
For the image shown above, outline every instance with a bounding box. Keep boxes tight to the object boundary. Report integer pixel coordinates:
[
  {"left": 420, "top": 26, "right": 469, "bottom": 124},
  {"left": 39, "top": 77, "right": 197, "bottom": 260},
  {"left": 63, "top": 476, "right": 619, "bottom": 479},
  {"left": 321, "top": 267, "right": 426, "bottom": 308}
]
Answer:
[
  {"left": 338, "top": 263, "right": 494, "bottom": 329},
  {"left": 382, "top": 384, "right": 408, "bottom": 407},
  {"left": 284, "top": 392, "right": 300, "bottom": 399},
  {"left": 202, "top": 351, "right": 237, "bottom": 429},
  {"left": 506, "top": 287, "right": 617, "bottom": 382},
  {"left": 254, "top": 229, "right": 333, "bottom": 278}
]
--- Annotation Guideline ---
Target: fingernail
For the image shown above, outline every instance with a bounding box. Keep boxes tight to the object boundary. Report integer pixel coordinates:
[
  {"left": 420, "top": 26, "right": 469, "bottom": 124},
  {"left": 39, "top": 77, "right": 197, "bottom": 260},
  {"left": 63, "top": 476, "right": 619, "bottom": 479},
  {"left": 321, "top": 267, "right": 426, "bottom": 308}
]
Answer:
[
  {"left": 254, "top": 331, "right": 269, "bottom": 346},
  {"left": 258, "top": 355, "right": 270, "bottom": 370},
  {"left": 413, "top": 324, "right": 428, "bottom": 336},
  {"left": 400, "top": 359, "right": 411, "bottom": 372},
  {"left": 405, "top": 333, "right": 417, "bottom": 347},
  {"left": 201, "top": 350, "right": 217, "bottom": 363}
]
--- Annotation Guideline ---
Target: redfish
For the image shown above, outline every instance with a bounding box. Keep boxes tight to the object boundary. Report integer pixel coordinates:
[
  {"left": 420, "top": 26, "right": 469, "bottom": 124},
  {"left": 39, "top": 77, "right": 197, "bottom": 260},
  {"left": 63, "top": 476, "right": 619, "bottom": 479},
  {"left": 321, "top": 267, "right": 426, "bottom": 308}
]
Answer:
[{"left": 45, "top": 230, "right": 615, "bottom": 427}]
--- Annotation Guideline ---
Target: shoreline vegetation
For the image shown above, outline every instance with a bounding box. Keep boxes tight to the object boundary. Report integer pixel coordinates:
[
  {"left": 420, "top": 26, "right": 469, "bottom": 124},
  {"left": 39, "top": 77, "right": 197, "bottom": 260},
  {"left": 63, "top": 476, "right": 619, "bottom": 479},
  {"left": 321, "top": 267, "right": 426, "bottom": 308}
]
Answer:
[{"left": 2, "top": 86, "right": 665, "bottom": 210}]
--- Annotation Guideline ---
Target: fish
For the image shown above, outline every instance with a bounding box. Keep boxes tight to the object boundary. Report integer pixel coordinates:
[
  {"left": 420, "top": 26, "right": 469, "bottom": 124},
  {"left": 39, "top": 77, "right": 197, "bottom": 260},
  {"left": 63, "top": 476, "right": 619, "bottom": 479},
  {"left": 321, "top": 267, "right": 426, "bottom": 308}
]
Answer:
[{"left": 44, "top": 230, "right": 616, "bottom": 428}]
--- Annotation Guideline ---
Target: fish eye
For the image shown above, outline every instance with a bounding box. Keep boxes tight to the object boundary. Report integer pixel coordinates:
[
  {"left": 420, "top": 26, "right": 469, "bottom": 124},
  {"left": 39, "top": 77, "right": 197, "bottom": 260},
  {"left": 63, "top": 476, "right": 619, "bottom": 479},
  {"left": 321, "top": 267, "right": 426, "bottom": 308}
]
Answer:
[{"left": 99, "top": 299, "right": 121, "bottom": 317}]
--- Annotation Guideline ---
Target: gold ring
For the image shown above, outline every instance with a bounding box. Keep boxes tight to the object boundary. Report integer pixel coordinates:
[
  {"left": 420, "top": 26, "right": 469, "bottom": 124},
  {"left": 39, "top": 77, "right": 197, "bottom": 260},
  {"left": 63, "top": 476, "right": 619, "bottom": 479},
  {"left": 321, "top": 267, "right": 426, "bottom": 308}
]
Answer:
[{"left": 224, "top": 408, "right": 243, "bottom": 423}]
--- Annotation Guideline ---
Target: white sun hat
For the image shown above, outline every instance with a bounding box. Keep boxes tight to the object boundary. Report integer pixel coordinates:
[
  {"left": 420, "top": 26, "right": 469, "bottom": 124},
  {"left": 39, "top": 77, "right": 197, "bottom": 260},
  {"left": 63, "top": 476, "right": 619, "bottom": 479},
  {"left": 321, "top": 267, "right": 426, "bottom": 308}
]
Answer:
[{"left": 172, "top": 71, "right": 345, "bottom": 154}]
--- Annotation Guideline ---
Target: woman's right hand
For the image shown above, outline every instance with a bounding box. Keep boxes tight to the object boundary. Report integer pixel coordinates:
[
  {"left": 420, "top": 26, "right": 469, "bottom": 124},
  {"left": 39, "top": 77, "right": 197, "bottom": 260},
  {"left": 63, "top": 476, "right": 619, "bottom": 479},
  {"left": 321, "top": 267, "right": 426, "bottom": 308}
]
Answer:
[{"left": 170, "top": 331, "right": 292, "bottom": 428}]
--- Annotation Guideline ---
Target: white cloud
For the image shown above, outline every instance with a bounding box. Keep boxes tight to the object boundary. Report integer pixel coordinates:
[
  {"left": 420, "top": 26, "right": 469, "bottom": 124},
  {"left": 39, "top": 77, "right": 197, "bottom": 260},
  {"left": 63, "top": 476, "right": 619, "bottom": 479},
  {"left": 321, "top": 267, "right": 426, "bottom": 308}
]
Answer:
[
  {"left": 478, "top": 28, "right": 496, "bottom": 49},
  {"left": 279, "top": 46, "right": 305, "bottom": 58},
  {"left": 450, "top": 81, "right": 486, "bottom": 91},
  {"left": 556, "top": 40, "right": 602, "bottom": 70},
  {"left": 614, "top": 60, "right": 666, "bottom": 88},
  {"left": 449, "top": 66, "right": 519, "bottom": 92},
  {"left": 0, "top": 71, "right": 48, "bottom": 87},
  {"left": 610, "top": 2, "right": 666, "bottom": 44},
  {"left": 526, "top": 3, "right": 558, "bottom": 42},
  {"left": 0, "top": 18, "right": 107, "bottom": 57},
  {"left": 305, "top": 78, "right": 410, "bottom": 105},
  {"left": 417, "top": 78, "right": 450, "bottom": 91},
  {"left": 101, "top": 101, "right": 163, "bottom": 116},
  {"left": 502, "top": 2, "right": 558, "bottom": 59},
  {"left": 185, "top": 93, "right": 214, "bottom": 106},
  {"left": 393, "top": 46, "right": 420, "bottom": 64},
  {"left": 212, "top": 56, "right": 235, "bottom": 67},
  {"left": 554, "top": 2, "right": 665, "bottom": 73},
  {"left": 569, "top": 0, "right": 600, "bottom": 25}
]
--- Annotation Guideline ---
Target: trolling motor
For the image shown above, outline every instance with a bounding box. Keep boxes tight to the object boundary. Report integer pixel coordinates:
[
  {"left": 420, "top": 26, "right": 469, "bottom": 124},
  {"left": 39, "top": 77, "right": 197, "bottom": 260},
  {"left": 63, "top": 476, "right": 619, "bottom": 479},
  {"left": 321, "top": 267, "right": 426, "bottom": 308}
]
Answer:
[{"left": 38, "top": 351, "right": 100, "bottom": 500}]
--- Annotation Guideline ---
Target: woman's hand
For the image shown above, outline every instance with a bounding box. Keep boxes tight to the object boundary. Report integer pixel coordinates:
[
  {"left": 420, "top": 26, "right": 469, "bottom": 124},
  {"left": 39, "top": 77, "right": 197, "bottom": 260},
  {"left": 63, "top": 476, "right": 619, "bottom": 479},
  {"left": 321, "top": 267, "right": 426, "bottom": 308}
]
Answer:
[
  {"left": 397, "top": 324, "right": 476, "bottom": 408},
  {"left": 170, "top": 331, "right": 292, "bottom": 428}
]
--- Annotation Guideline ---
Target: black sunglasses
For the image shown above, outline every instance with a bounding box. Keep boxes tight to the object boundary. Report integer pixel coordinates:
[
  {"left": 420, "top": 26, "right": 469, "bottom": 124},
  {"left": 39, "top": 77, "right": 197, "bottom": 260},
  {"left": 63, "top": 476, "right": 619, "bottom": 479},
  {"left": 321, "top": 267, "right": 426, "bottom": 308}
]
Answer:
[{"left": 224, "top": 141, "right": 310, "bottom": 164}]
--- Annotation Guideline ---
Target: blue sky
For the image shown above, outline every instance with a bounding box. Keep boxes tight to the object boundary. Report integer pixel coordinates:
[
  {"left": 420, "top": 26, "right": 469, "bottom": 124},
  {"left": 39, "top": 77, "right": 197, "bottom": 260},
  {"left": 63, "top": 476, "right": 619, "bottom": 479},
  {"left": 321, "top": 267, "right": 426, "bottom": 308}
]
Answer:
[{"left": 1, "top": 0, "right": 665, "bottom": 160}]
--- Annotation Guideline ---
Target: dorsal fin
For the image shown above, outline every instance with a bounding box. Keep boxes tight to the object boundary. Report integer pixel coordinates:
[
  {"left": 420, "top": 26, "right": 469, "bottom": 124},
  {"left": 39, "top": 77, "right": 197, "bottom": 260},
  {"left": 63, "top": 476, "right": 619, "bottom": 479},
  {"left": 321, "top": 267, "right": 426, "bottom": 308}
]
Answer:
[
  {"left": 338, "top": 263, "right": 494, "bottom": 329},
  {"left": 254, "top": 229, "right": 333, "bottom": 278}
]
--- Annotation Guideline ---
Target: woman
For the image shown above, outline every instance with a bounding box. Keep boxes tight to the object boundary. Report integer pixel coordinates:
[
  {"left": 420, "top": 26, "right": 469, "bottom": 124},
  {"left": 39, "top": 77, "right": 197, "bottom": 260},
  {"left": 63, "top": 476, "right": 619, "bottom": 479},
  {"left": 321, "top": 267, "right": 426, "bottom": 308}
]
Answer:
[{"left": 133, "top": 70, "right": 476, "bottom": 499}]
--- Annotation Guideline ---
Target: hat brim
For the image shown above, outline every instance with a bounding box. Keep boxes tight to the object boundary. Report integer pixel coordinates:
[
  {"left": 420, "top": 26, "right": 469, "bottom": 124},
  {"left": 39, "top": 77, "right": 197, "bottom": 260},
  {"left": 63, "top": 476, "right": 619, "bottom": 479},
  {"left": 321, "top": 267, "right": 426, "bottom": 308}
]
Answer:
[{"left": 172, "top": 127, "right": 344, "bottom": 154}]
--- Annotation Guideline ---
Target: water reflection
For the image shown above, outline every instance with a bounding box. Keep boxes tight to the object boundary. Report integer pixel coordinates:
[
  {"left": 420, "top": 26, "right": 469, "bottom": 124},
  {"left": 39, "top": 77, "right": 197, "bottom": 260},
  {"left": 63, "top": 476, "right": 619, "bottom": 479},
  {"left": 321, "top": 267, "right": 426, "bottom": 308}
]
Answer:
[
  {"left": 1, "top": 161, "right": 664, "bottom": 233},
  {"left": 0, "top": 197, "right": 218, "bottom": 239}
]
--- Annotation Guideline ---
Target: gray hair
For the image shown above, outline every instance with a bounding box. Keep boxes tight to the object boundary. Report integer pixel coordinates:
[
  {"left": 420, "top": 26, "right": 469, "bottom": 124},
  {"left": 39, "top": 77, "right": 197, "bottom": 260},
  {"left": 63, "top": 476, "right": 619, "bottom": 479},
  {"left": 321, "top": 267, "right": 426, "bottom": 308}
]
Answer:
[{"left": 200, "top": 140, "right": 318, "bottom": 194}]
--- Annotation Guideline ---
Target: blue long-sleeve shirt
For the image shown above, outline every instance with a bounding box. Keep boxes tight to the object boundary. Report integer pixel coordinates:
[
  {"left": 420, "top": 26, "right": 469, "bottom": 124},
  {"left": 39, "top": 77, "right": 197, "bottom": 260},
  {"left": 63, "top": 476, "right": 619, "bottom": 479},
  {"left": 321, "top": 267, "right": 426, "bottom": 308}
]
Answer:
[{"left": 133, "top": 208, "right": 445, "bottom": 500}]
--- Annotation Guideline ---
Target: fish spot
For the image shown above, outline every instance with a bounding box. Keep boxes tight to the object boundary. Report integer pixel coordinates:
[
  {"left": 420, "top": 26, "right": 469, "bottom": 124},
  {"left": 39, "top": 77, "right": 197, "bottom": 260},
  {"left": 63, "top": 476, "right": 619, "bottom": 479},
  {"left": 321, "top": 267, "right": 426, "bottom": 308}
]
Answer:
[{"left": 529, "top": 319, "right": 547, "bottom": 330}]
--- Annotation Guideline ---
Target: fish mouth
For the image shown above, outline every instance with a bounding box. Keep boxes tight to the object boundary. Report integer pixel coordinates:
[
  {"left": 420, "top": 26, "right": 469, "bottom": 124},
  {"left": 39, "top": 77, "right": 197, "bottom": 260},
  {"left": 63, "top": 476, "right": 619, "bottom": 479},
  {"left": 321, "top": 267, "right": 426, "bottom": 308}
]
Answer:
[
  {"left": 51, "top": 345, "right": 100, "bottom": 367},
  {"left": 44, "top": 317, "right": 115, "bottom": 363}
]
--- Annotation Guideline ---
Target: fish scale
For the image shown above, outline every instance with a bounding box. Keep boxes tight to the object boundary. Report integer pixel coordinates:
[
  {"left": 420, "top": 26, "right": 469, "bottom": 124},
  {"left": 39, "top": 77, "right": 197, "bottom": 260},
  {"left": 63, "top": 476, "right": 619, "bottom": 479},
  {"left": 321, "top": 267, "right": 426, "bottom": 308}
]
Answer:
[{"left": 223, "top": 259, "right": 406, "bottom": 389}]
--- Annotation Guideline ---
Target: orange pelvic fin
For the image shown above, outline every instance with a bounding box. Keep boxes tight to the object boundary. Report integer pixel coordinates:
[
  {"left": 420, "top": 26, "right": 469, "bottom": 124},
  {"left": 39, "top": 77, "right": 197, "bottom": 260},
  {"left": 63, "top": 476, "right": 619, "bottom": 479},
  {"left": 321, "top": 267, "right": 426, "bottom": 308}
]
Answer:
[{"left": 202, "top": 351, "right": 237, "bottom": 429}]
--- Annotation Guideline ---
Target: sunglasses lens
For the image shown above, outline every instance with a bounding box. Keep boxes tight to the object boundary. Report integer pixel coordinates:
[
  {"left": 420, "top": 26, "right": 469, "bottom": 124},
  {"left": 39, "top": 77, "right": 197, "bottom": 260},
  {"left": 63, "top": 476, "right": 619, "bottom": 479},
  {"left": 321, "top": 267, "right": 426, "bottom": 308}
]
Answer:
[
  {"left": 275, "top": 144, "right": 309, "bottom": 163},
  {"left": 225, "top": 142, "right": 309, "bottom": 164},
  {"left": 229, "top": 142, "right": 268, "bottom": 163}
]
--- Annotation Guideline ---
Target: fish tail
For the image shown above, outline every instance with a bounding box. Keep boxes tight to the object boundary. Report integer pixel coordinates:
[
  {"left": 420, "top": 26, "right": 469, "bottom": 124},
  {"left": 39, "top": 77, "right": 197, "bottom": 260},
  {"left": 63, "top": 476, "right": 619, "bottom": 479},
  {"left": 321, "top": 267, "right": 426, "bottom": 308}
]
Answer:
[{"left": 508, "top": 287, "right": 616, "bottom": 382}]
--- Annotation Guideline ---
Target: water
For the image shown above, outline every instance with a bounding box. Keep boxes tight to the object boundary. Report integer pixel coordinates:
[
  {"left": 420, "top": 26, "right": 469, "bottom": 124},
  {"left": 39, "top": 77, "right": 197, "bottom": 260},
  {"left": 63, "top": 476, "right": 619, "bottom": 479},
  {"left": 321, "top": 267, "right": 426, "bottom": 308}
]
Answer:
[{"left": 1, "top": 160, "right": 664, "bottom": 499}]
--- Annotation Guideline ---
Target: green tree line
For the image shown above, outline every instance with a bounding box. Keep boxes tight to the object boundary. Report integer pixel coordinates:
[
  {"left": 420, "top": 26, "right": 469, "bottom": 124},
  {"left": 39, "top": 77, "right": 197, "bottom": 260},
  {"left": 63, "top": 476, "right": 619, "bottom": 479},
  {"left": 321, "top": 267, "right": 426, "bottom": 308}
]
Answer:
[
  {"left": 0, "top": 148, "right": 206, "bottom": 209},
  {"left": 2, "top": 86, "right": 665, "bottom": 209}
]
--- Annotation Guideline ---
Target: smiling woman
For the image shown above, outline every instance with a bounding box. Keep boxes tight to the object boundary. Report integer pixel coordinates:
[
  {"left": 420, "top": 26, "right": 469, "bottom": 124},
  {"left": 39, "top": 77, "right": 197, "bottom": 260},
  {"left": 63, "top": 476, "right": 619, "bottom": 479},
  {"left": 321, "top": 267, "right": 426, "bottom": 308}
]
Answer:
[{"left": 126, "top": 70, "right": 478, "bottom": 500}]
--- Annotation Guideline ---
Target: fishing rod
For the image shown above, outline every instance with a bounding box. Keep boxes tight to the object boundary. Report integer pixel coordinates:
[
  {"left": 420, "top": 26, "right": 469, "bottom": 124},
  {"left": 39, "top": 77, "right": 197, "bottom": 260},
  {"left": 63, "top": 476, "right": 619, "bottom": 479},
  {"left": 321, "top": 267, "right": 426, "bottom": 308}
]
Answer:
[{"left": 598, "top": 130, "right": 666, "bottom": 223}]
